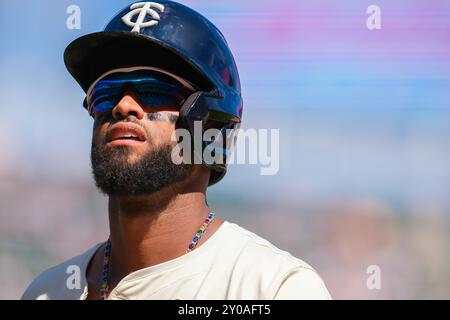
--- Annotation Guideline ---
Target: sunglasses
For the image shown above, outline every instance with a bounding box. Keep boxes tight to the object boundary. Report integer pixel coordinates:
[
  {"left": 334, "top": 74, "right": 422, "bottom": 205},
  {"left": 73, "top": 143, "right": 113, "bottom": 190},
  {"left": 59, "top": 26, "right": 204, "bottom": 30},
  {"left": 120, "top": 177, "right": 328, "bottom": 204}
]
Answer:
[{"left": 84, "top": 68, "right": 196, "bottom": 117}]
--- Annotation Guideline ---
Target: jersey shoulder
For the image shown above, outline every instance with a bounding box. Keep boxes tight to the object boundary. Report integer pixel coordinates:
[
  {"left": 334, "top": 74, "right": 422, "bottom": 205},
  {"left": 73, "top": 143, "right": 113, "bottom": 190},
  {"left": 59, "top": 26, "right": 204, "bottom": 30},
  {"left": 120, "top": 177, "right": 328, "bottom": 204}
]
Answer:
[
  {"left": 223, "top": 222, "right": 331, "bottom": 299},
  {"left": 21, "top": 243, "right": 101, "bottom": 300}
]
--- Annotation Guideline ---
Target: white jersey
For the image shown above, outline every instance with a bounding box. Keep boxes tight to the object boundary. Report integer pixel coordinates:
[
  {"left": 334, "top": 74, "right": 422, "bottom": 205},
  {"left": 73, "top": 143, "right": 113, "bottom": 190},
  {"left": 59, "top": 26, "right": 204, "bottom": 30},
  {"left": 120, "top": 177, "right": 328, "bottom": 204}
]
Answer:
[{"left": 21, "top": 221, "right": 331, "bottom": 300}]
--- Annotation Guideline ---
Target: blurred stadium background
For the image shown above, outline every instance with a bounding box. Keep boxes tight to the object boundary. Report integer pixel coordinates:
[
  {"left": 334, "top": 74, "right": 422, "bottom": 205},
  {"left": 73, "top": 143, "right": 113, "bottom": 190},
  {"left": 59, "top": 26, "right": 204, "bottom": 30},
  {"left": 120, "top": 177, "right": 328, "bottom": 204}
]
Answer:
[{"left": 1, "top": 0, "right": 450, "bottom": 299}]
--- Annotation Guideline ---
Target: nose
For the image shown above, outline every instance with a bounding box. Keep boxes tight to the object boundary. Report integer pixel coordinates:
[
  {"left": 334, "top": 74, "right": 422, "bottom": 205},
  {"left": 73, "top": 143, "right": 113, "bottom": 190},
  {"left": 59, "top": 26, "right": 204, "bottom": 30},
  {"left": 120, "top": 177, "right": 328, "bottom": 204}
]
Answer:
[{"left": 111, "top": 90, "right": 145, "bottom": 120}]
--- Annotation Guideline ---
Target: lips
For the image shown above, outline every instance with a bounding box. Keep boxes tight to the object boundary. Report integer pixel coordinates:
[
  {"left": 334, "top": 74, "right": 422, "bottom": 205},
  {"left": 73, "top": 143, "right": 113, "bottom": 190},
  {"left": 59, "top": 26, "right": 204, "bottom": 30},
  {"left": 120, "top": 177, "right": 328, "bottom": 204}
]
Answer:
[{"left": 106, "top": 123, "right": 147, "bottom": 145}]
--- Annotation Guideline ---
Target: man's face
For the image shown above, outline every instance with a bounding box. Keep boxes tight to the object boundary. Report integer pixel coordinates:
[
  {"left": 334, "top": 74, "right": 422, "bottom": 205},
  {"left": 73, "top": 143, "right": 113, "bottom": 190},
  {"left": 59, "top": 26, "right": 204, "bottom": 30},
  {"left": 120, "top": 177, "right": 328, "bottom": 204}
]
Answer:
[{"left": 90, "top": 89, "right": 193, "bottom": 196}]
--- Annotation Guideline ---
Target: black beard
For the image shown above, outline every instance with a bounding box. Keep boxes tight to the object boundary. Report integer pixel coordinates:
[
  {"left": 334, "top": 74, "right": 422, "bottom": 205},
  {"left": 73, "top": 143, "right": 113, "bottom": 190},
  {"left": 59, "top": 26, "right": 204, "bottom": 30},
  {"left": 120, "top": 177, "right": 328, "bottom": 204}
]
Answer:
[{"left": 91, "top": 142, "right": 193, "bottom": 196}]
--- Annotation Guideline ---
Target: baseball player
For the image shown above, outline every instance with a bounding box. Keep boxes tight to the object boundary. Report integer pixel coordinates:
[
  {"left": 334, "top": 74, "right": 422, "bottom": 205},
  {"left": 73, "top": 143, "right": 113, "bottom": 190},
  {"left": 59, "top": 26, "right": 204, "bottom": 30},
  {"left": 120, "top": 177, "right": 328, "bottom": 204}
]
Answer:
[{"left": 21, "top": 0, "right": 331, "bottom": 300}]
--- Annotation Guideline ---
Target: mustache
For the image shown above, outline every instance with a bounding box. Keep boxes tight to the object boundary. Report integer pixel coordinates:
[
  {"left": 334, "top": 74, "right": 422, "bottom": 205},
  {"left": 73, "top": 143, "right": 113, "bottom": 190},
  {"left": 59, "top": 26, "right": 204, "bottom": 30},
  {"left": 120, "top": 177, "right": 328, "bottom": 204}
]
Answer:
[
  {"left": 109, "top": 115, "right": 145, "bottom": 129},
  {"left": 94, "top": 113, "right": 146, "bottom": 130},
  {"left": 94, "top": 112, "right": 178, "bottom": 129}
]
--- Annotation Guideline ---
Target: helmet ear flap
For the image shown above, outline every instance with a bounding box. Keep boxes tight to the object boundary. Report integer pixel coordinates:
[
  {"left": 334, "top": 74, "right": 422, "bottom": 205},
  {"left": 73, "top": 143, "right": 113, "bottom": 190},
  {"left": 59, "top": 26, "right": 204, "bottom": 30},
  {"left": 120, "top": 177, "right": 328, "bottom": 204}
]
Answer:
[{"left": 175, "top": 91, "right": 240, "bottom": 186}]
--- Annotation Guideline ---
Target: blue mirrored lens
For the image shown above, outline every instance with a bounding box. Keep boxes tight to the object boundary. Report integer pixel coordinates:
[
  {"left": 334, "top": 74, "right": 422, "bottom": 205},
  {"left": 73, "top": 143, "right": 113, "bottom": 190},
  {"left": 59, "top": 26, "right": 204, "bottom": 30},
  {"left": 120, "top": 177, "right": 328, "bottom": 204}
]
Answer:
[{"left": 87, "top": 70, "right": 193, "bottom": 115}]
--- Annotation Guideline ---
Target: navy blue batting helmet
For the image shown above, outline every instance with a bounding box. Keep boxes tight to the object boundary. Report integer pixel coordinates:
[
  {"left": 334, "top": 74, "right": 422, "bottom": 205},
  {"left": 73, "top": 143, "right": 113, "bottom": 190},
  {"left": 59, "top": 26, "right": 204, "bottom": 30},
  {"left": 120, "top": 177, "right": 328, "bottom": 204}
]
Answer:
[{"left": 64, "top": 0, "right": 243, "bottom": 185}]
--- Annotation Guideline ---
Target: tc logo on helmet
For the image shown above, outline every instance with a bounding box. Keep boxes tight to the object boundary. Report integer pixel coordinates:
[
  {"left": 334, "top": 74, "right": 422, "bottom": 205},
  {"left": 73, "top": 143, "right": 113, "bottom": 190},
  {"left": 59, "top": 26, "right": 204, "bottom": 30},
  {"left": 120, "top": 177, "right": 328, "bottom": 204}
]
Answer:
[{"left": 121, "top": 2, "right": 165, "bottom": 33}]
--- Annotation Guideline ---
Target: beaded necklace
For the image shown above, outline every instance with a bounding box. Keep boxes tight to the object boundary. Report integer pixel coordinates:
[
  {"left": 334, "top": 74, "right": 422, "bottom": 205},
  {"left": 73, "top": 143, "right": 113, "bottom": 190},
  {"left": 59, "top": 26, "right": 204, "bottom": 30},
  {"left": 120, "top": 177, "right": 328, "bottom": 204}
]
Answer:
[{"left": 99, "top": 212, "right": 216, "bottom": 300}]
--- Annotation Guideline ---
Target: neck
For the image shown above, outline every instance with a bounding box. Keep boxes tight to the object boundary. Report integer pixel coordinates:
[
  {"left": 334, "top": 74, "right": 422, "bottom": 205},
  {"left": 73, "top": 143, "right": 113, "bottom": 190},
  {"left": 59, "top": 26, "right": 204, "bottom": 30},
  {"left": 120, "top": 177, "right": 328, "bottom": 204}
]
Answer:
[{"left": 106, "top": 175, "right": 221, "bottom": 287}]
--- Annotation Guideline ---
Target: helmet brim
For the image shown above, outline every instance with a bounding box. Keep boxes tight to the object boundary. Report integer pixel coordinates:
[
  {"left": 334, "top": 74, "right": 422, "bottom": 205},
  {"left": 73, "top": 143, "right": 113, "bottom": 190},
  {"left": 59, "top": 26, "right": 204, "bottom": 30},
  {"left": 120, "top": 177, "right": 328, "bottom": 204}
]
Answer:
[{"left": 64, "top": 31, "right": 215, "bottom": 93}]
